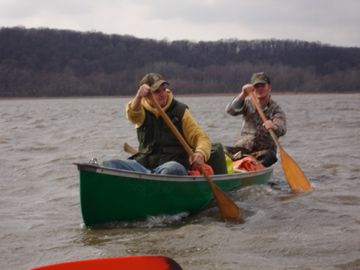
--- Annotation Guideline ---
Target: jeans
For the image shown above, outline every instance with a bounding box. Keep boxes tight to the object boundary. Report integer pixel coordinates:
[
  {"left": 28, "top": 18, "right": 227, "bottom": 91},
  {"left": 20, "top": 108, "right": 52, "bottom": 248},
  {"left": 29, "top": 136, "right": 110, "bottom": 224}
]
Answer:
[{"left": 102, "top": 159, "right": 188, "bottom": 176}]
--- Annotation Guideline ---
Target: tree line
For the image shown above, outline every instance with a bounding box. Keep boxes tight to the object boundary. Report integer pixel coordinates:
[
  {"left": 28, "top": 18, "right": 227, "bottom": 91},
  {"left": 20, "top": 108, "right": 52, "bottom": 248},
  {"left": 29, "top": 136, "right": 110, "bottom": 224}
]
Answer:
[{"left": 0, "top": 27, "right": 359, "bottom": 97}]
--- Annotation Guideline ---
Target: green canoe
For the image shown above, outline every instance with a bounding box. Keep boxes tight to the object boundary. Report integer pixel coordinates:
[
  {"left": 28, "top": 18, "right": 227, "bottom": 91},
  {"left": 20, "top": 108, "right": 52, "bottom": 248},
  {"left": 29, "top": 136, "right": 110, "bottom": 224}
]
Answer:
[{"left": 75, "top": 163, "right": 274, "bottom": 227}]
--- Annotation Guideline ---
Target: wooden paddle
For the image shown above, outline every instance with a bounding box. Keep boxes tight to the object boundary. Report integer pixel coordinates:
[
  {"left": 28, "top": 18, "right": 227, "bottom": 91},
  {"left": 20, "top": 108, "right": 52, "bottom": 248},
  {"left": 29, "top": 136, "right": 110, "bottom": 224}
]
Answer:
[
  {"left": 124, "top": 142, "right": 138, "bottom": 155},
  {"left": 248, "top": 91, "right": 312, "bottom": 193},
  {"left": 149, "top": 92, "right": 244, "bottom": 222}
]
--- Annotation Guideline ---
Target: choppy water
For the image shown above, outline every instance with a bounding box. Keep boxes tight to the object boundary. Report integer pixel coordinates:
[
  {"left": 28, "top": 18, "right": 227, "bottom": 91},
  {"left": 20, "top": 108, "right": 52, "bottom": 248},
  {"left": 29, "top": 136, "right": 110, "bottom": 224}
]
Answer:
[{"left": 1, "top": 94, "right": 359, "bottom": 270}]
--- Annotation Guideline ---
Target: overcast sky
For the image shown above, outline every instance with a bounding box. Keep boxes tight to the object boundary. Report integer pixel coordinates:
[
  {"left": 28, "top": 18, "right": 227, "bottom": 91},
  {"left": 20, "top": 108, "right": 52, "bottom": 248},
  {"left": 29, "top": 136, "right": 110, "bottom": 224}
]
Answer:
[{"left": 1, "top": 0, "right": 359, "bottom": 47}]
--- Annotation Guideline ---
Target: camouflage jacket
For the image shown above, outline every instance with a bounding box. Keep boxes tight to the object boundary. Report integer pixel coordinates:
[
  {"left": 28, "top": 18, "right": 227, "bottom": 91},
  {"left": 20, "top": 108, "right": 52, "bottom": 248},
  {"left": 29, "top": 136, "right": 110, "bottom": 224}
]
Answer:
[{"left": 226, "top": 96, "right": 287, "bottom": 153}]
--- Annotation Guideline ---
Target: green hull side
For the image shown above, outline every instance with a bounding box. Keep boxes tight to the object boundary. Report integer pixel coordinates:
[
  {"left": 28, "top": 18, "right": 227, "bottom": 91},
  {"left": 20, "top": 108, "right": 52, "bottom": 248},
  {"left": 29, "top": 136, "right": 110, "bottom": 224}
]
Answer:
[{"left": 78, "top": 165, "right": 273, "bottom": 226}]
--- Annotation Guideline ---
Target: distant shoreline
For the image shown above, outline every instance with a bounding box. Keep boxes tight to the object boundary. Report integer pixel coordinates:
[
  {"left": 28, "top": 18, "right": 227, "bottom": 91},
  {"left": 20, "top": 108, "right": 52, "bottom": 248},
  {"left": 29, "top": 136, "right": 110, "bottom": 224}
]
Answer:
[{"left": 0, "top": 92, "right": 359, "bottom": 100}]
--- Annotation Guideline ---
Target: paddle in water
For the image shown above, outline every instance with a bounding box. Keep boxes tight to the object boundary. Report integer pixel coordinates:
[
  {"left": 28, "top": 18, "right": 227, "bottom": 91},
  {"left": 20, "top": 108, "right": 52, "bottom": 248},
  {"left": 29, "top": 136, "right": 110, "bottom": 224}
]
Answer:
[
  {"left": 31, "top": 255, "right": 182, "bottom": 270},
  {"left": 248, "top": 91, "right": 312, "bottom": 193},
  {"left": 149, "top": 92, "right": 244, "bottom": 223}
]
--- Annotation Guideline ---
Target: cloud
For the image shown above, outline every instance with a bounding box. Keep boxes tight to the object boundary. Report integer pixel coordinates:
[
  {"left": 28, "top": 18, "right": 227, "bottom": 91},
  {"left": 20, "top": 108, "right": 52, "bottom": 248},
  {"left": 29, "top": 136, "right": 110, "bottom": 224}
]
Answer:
[{"left": 0, "top": 0, "right": 359, "bottom": 47}]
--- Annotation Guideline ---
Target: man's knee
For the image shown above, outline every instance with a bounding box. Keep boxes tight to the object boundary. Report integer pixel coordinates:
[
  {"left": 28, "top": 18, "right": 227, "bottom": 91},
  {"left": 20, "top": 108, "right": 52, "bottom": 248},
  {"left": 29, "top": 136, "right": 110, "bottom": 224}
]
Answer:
[
  {"left": 102, "top": 159, "right": 149, "bottom": 172},
  {"left": 102, "top": 160, "right": 122, "bottom": 169},
  {"left": 156, "top": 161, "right": 187, "bottom": 175}
]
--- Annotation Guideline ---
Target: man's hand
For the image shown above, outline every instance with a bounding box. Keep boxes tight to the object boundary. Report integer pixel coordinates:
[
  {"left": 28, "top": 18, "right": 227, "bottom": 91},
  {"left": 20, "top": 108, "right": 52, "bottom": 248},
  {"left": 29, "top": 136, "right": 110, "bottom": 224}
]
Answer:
[
  {"left": 137, "top": 84, "right": 152, "bottom": 98},
  {"left": 242, "top": 84, "right": 254, "bottom": 95},
  {"left": 263, "top": 119, "right": 278, "bottom": 130},
  {"left": 130, "top": 84, "right": 151, "bottom": 111},
  {"left": 189, "top": 152, "right": 205, "bottom": 168},
  {"left": 238, "top": 84, "right": 254, "bottom": 101}
]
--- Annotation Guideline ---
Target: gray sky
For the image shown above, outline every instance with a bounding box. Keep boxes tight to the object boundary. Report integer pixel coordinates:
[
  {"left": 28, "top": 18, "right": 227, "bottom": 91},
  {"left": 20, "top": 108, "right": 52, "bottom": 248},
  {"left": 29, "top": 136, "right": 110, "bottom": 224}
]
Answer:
[{"left": 1, "top": 0, "right": 359, "bottom": 47}]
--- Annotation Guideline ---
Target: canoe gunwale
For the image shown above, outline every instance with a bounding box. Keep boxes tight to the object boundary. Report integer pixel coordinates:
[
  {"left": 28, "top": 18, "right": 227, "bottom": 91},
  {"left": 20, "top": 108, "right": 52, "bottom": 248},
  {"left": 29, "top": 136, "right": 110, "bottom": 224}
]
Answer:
[{"left": 74, "top": 162, "right": 275, "bottom": 182}]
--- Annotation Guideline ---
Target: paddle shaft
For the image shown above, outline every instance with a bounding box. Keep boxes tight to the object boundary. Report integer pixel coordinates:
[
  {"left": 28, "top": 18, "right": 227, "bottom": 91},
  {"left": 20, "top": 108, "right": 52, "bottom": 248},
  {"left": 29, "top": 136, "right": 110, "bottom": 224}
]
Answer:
[
  {"left": 124, "top": 142, "right": 138, "bottom": 155},
  {"left": 248, "top": 92, "right": 281, "bottom": 149},
  {"left": 149, "top": 93, "right": 244, "bottom": 222},
  {"left": 249, "top": 91, "right": 312, "bottom": 192}
]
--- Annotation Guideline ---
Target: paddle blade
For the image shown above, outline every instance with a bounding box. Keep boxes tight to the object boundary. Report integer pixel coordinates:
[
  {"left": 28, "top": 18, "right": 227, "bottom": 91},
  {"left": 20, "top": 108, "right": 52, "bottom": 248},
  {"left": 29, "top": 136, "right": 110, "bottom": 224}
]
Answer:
[
  {"left": 31, "top": 256, "right": 182, "bottom": 270},
  {"left": 215, "top": 186, "right": 245, "bottom": 223},
  {"left": 204, "top": 175, "right": 245, "bottom": 223},
  {"left": 279, "top": 147, "right": 312, "bottom": 193}
]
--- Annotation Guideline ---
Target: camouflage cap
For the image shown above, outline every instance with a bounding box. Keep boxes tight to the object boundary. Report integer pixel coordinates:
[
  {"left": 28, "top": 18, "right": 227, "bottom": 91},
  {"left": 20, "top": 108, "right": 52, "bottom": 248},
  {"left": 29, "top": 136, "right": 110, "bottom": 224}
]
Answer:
[
  {"left": 139, "top": 73, "right": 169, "bottom": 91},
  {"left": 250, "top": 72, "right": 271, "bottom": 85}
]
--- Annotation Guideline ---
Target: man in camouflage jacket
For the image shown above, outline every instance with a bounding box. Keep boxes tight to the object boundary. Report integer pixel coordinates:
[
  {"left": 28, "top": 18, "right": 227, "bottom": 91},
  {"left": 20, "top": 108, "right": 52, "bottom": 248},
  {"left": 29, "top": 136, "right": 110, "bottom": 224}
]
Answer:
[{"left": 225, "top": 72, "right": 287, "bottom": 167}]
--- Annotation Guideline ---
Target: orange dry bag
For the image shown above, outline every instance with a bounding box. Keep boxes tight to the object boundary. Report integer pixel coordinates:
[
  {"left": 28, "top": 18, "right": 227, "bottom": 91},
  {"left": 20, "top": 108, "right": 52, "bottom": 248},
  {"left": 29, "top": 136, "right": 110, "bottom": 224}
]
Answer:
[
  {"left": 233, "top": 156, "right": 265, "bottom": 172},
  {"left": 188, "top": 163, "right": 214, "bottom": 176}
]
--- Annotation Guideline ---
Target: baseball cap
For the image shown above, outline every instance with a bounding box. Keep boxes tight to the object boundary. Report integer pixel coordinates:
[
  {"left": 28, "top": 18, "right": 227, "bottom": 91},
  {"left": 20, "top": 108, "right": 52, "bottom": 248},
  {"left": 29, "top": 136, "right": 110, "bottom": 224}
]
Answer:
[
  {"left": 139, "top": 73, "right": 169, "bottom": 91},
  {"left": 250, "top": 72, "right": 271, "bottom": 85}
]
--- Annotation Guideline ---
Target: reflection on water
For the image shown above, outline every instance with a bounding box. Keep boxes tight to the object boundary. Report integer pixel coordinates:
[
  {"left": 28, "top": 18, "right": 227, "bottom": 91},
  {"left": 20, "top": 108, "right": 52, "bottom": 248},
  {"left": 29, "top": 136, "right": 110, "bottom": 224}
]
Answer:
[{"left": 1, "top": 94, "right": 360, "bottom": 270}]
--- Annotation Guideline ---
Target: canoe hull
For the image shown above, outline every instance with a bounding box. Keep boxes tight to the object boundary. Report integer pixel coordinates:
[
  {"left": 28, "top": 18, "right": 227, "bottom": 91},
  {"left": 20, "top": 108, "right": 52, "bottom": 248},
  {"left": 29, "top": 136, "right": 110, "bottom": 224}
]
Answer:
[{"left": 76, "top": 163, "right": 274, "bottom": 226}]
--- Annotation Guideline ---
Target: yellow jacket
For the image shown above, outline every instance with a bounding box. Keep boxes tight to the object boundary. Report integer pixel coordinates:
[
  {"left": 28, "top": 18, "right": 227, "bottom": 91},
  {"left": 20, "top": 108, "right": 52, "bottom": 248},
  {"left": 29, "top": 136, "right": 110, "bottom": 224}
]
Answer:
[{"left": 126, "top": 90, "right": 211, "bottom": 161}]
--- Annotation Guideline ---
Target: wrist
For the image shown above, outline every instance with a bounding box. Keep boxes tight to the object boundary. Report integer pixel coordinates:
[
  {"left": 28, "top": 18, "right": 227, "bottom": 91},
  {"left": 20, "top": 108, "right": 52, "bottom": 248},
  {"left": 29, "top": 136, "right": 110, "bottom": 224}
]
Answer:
[
  {"left": 130, "top": 95, "right": 143, "bottom": 111},
  {"left": 195, "top": 151, "right": 205, "bottom": 161}
]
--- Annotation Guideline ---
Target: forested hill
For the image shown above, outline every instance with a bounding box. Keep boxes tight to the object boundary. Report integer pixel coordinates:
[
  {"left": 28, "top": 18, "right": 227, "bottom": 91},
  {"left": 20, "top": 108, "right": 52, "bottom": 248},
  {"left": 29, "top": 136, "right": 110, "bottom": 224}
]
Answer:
[{"left": 1, "top": 27, "right": 359, "bottom": 97}]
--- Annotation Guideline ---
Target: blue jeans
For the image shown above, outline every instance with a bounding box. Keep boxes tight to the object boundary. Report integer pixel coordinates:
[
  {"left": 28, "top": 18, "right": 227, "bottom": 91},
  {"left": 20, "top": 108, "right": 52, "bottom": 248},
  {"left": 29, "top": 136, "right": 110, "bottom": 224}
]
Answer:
[{"left": 102, "top": 159, "right": 188, "bottom": 176}]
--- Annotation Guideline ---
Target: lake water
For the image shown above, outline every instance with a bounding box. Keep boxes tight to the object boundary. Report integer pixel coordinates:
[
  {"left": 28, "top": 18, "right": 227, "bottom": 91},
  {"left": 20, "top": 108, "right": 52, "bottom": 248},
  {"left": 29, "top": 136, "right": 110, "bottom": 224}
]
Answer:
[{"left": 1, "top": 94, "right": 359, "bottom": 270}]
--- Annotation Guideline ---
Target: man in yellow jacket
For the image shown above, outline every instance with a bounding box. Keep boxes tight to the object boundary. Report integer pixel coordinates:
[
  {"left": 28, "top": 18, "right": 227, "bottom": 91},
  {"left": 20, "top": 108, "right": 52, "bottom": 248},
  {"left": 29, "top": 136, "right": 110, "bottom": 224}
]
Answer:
[{"left": 103, "top": 73, "right": 211, "bottom": 175}]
